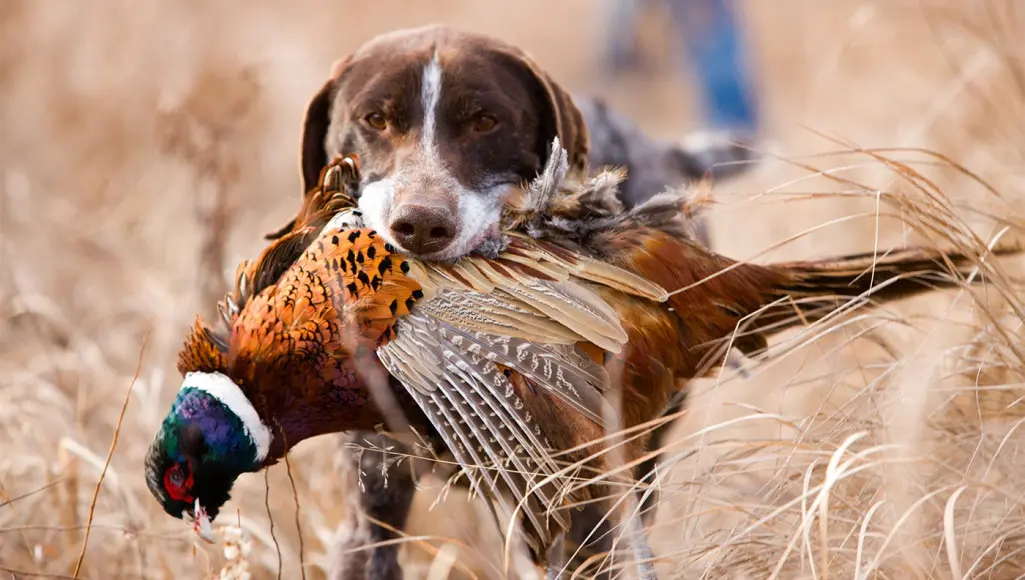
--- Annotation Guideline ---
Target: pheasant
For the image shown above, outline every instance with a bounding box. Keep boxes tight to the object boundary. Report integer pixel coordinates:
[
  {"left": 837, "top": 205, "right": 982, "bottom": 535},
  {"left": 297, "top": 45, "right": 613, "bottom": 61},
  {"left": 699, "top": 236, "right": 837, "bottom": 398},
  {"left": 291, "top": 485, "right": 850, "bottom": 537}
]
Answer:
[{"left": 145, "top": 146, "right": 1014, "bottom": 579}]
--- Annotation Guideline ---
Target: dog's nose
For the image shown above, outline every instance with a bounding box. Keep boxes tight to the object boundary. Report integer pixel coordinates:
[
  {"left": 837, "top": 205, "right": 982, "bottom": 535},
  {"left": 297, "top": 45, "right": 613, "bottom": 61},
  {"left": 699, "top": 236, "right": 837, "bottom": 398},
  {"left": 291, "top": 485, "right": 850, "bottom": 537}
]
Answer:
[{"left": 388, "top": 205, "right": 457, "bottom": 255}]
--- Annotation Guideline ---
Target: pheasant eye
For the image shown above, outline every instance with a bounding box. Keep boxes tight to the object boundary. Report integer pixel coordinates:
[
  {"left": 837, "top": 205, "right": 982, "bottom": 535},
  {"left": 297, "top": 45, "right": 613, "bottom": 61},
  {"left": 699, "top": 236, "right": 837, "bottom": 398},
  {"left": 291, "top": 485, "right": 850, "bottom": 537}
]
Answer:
[
  {"left": 169, "top": 466, "right": 184, "bottom": 487},
  {"left": 164, "top": 463, "right": 193, "bottom": 502}
]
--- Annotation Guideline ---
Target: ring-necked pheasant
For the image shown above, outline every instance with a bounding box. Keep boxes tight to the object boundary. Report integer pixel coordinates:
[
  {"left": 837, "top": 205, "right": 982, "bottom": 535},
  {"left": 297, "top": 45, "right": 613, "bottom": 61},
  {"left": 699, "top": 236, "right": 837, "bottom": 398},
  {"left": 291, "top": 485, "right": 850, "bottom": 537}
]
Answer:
[{"left": 145, "top": 146, "right": 1015, "bottom": 579}]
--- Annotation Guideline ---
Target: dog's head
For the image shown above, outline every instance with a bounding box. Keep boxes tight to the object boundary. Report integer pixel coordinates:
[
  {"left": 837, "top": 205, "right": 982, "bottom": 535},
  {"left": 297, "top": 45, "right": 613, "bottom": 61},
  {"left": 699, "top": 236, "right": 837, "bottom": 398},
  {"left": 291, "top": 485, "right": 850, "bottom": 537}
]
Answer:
[{"left": 298, "top": 25, "right": 588, "bottom": 261}]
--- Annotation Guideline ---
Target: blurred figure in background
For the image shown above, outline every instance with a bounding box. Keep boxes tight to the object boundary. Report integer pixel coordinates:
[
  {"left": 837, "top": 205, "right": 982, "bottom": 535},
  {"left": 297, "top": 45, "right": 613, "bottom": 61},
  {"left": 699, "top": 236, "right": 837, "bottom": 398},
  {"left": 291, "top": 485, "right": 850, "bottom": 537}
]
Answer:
[{"left": 603, "top": 0, "right": 760, "bottom": 137}]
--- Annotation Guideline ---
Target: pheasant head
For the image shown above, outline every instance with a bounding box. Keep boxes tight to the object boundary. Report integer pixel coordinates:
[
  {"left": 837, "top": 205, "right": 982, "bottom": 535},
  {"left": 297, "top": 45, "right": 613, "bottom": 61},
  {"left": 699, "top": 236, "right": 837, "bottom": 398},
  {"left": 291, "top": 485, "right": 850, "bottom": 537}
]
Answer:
[
  {"left": 145, "top": 157, "right": 427, "bottom": 533},
  {"left": 143, "top": 370, "right": 269, "bottom": 533}
]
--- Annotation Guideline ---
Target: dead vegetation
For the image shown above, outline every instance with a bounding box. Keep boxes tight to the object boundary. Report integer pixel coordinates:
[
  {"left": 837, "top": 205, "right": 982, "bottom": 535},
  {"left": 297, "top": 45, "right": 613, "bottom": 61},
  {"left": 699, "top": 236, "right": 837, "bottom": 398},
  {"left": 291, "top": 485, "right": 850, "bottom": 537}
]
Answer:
[{"left": 2, "top": 0, "right": 1025, "bottom": 578}]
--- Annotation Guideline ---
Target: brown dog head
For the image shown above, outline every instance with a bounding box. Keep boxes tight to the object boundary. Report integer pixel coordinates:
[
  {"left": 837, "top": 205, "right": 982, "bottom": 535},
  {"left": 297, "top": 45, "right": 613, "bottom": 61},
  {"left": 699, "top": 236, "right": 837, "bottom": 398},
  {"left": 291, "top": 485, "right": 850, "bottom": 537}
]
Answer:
[{"left": 297, "top": 25, "right": 588, "bottom": 261}]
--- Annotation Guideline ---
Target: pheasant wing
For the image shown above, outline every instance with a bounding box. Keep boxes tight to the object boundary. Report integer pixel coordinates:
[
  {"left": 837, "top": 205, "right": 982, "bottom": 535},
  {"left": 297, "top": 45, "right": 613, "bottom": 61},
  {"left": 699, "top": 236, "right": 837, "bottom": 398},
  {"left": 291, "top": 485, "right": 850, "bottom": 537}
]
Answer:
[{"left": 377, "top": 311, "right": 596, "bottom": 555}]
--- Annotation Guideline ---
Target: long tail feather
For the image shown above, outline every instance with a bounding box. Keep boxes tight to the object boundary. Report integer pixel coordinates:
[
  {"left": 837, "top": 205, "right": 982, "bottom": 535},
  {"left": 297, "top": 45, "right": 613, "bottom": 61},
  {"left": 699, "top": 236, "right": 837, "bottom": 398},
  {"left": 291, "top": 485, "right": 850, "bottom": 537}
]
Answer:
[{"left": 747, "top": 244, "right": 1020, "bottom": 348}]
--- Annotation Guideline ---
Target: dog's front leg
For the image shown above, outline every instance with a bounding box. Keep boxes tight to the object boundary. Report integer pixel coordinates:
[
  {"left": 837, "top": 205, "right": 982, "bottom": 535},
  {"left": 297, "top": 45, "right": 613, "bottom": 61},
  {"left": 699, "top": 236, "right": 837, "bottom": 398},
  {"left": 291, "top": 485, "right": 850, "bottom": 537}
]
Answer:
[{"left": 329, "top": 431, "right": 424, "bottom": 580}]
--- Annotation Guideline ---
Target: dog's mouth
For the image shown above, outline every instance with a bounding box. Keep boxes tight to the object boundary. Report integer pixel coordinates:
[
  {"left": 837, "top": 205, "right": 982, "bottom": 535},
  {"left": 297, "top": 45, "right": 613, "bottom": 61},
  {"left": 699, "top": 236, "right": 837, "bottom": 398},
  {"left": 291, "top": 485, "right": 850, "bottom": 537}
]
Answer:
[{"left": 459, "top": 225, "right": 506, "bottom": 260}]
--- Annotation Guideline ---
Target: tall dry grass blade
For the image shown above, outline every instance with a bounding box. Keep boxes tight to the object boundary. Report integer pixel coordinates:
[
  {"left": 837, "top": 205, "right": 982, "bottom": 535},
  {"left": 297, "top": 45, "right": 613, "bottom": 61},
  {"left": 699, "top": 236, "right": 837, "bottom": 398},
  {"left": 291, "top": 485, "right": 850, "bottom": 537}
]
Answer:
[
  {"left": 72, "top": 331, "right": 147, "bottom": 578},
  {"left": 425, "top": 541, "right": 459, "bottom": 580},
  {"left": 942, "top": 485, "right": 967, "bottom": 579},
  {"left": 282, "top": 452, "right": 307, "bottom": 580},
  {"left": 264, "top": 468, "right": 283, "bottom": 580}
]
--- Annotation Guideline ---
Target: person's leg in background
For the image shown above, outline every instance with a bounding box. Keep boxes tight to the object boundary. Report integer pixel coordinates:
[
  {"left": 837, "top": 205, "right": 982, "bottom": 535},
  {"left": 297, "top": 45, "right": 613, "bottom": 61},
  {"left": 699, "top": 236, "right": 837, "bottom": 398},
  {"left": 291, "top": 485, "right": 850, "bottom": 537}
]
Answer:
[
  {"left": 666, "top": 0, "right": 760, "bottom": 136},
  {"left": 603, "top": 0, "right": 648, "bottom": 73}
]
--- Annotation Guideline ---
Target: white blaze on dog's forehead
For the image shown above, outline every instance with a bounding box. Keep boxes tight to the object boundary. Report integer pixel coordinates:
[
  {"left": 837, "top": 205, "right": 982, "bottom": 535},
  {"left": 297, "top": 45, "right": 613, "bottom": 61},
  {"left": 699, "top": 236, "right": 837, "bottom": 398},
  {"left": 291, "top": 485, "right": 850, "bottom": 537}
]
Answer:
[
  {"left": 180, "top": 371, "right": 272, "bottom": 463},
  {"left": 420, "top": 50, "right": 443, "bottom": 157},
  {"left": 357, "top": 177, "right": 399, "bottom": 246}
]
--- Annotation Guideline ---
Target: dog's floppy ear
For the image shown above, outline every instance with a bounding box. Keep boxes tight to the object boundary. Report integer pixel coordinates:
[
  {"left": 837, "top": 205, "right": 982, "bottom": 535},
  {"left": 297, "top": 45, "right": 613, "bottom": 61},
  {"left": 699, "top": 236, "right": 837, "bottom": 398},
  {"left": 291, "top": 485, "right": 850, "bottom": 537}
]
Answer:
[
  {"left": 298, "top": 57, "right": 353, "bottom": 196},
  {"left": 491, "top": 46, "right": 589, "bottom": 174},
  {"left": 265, "top": 58, "right": 354, "bottom": 241}
]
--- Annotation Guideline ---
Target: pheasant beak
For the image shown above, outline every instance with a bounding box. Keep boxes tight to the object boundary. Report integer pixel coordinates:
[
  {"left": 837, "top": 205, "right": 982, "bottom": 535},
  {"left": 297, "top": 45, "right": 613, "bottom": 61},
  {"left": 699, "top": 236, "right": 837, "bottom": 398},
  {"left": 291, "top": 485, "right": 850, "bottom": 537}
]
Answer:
[{"left": 185, "top": 498, "right": 216, "bottom": 544}]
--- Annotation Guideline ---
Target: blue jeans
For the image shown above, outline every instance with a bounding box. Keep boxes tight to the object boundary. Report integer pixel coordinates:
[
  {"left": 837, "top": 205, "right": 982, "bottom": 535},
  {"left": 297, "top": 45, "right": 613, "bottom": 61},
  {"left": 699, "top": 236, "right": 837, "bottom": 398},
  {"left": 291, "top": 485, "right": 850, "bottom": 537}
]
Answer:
[{"left": 605, "top": 0, "right": 760, "bottom": 134}]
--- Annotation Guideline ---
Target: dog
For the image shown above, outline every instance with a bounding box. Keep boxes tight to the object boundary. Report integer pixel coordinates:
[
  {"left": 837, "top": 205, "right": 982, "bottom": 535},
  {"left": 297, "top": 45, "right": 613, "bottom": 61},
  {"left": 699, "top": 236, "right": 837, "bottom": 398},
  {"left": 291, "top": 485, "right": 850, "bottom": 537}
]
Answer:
[
  {"left": 293, "top": 24, "right": 754, "bottom": 260},
  {"left": 292, "top": 24, "right": 757, "bottom": 580}
]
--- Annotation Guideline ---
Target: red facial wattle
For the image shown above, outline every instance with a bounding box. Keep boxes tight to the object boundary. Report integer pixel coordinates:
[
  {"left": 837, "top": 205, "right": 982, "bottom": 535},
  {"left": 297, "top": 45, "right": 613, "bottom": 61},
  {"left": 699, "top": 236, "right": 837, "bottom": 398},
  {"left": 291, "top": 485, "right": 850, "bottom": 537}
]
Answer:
[{"left": 164, "top": 462, "right": 194, "bottom": 503}]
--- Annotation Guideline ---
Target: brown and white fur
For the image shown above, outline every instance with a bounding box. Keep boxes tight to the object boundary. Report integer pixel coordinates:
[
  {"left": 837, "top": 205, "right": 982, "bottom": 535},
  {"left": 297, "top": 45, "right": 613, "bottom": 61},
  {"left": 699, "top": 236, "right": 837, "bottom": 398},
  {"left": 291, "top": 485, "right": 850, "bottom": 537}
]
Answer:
[{"left": 294, "top": 24, "right": 757, "bottom": 580}]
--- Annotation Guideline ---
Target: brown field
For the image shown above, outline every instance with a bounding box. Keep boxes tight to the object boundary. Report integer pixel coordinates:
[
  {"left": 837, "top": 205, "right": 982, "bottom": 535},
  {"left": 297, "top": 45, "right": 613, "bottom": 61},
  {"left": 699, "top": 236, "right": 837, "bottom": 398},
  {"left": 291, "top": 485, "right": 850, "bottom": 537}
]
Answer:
[{"left": 3, "top": 0, "right": 1025, "bottom": 578}]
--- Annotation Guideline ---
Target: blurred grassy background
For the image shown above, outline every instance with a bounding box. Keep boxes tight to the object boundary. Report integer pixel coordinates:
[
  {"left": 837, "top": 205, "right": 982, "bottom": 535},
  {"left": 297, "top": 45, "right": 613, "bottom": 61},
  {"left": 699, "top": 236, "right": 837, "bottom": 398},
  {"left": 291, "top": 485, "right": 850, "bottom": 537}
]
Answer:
[{"left": 3, "top": 1, "right": 1025, "bottom": 578}]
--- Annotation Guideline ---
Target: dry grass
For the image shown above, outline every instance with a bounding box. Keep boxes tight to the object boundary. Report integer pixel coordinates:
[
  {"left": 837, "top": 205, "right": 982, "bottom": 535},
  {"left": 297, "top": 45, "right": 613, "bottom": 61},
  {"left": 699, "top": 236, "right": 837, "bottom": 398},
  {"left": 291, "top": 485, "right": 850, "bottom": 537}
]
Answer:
[{"left": 3, "top": 0, "right": 1025, "bottom": 578}]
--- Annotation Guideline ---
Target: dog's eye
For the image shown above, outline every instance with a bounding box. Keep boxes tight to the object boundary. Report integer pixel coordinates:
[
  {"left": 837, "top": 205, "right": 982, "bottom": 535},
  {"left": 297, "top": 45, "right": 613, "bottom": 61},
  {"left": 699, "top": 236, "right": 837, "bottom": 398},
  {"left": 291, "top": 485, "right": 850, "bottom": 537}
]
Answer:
[
  {"left": 363, "top": 112, "right": 387, "bottom": 131},
  {"left": 471, "top": 114, "right": 498, "bottom": 133}
]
